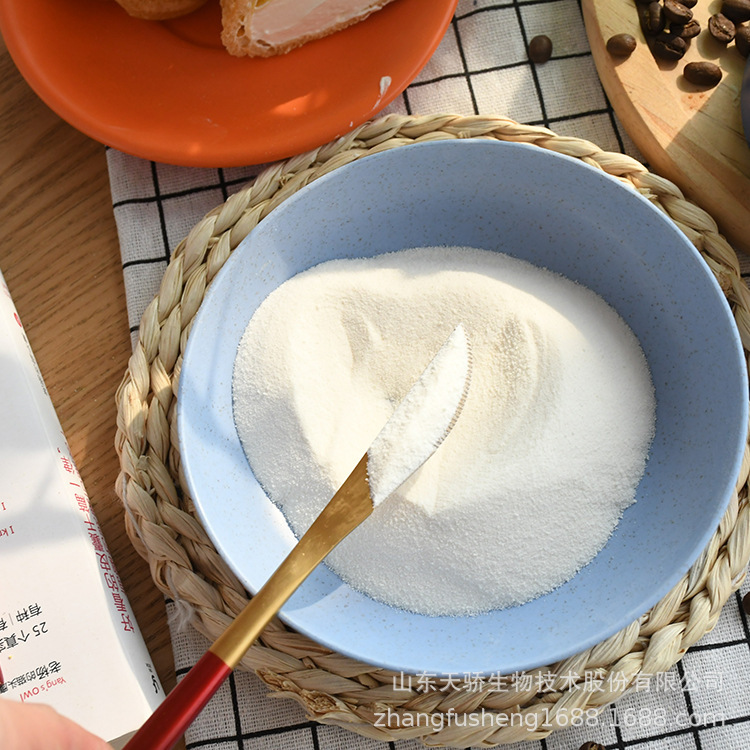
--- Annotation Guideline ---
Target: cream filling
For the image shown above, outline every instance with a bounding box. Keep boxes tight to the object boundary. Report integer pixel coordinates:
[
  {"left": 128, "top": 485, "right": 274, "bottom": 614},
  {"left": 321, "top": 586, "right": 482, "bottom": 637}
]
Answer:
[{"left": 251, "top": 0, "right": 382, "bottom": 44}]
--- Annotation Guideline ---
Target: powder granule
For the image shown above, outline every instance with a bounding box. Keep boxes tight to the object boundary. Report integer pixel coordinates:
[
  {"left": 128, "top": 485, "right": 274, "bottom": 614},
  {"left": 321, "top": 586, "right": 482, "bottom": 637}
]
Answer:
[{"left": 232, "top": 246, "right": 656, "bottom": 616}]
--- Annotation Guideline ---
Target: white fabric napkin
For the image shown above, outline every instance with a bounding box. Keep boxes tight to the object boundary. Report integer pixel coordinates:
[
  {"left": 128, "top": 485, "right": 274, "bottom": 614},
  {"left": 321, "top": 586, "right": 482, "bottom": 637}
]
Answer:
[{"left": 107, "top": 1, "right": 750, "bottom": 748}]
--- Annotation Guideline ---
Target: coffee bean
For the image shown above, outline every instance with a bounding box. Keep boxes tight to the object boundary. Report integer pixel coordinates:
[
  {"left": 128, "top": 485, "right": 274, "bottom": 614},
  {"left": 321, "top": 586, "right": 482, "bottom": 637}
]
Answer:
[
  {"left": 680, "top": 0, "right": 698, "bottom": 7},
  {"left": 684, "top": 61, "right": 723, "bottom": 86},
  {"left": 672, "top": 19, "right": 701, "bottom": 38},
  {"left": 529, "top": 35, "right": 553, "bottom": 63},
  {"left": 578, "top": 743, "right": 606, "bottom": 750},
  {"left": 642, "top": 1, "right": 666, "bottom": 35},
  {"left": 736, "top": 25, "right": 750, "bottom": 56},
  {"left": 722, "top": 0, "right": 750, "bottom": 23},
  {"left": 652, "top": 31, "right": 687, "bottom": 59},
  {"left": 663, "top": 0, "right": 693, "bottom": 24},
  {"left": 607, "top": 32, "right": 638, "bottom": 56},
  {"left": 709, "top": 12, "right": 736, "bottom": 42},
  {"left": 743, "top": 591, "right": 750, "bottom": 614}
]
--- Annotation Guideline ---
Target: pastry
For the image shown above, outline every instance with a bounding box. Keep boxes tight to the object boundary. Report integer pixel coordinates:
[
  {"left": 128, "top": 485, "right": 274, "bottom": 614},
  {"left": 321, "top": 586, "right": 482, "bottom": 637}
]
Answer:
[
  {"left": 220, "top": 0, "right": 398, "bottom": 56},
  {"left": 114, "top": 0, "right": 209, "bottom": 20}
]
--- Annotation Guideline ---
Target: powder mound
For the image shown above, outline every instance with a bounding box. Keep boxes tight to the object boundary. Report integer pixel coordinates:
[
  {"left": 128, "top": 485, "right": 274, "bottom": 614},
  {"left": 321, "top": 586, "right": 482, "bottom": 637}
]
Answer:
[{"left": 232, "top": 246, "right": 656, "bottom": 616}]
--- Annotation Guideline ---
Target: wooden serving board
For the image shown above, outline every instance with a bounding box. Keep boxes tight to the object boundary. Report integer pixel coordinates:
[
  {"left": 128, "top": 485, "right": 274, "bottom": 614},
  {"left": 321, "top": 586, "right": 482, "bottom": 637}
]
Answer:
[{"left": 582, "top": 0, "right": 750, "bottom": 256}]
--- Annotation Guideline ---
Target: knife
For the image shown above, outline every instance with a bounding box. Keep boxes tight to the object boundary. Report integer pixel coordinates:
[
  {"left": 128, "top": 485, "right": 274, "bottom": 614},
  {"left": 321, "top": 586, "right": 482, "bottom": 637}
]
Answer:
[{"left": 123, "top": 323, "right": 472, "bottom": 750}]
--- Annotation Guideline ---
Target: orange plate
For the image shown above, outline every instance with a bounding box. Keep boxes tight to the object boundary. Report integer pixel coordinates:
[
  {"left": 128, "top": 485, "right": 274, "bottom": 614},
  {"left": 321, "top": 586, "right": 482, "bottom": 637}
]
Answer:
[{"left": 0, "top": 0, "right": 457, "bottom": 167}]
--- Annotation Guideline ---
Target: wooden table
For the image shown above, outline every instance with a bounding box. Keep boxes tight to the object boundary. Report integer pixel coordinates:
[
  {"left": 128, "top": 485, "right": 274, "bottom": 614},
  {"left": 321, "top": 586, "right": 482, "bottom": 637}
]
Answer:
[
  {"left": 3, "top": 20, "right": 750, "bottom": 750},
  {"left": 0, "top": 32, "right": 182, "bottom": 746}
]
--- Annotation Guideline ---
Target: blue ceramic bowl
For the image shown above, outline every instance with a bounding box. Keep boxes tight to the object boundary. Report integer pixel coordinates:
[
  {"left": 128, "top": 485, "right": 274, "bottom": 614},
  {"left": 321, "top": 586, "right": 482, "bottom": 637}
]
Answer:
[{"left": 178, "top": 140, "right": 748, "bottom": 676}]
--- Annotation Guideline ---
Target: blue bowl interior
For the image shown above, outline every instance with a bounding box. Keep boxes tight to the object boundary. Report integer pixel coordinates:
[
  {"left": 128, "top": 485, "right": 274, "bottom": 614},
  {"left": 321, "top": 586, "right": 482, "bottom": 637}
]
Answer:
[{"left": 177, "top": 140, "right": 748, "bottom": 676}]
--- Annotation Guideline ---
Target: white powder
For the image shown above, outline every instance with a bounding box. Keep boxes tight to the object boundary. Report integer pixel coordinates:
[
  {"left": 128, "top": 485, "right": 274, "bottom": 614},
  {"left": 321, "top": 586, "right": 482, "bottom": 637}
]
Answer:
[{"left": 232, "top": 246, "right": 656, "bottom": 616}]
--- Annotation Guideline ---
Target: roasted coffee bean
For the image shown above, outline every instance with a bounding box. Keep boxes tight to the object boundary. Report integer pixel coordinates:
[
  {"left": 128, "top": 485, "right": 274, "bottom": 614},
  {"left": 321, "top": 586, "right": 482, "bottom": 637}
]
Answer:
[
  {"left": 722, "top": 0, "right": 750, "bottom": 23},
  {"left": 672, "top": 19, "right": 701, "bottom": 38},
  {"left": 709, "top": 12, "right": 736, "bottom": 42},
  {"left": 652, "top": 31, "right": 687, "bottom": 59},
  {"left": 743, "top": 591, "right": 750, "bottom": 614},
  {"left": 606, "top": 32, "right": 638, "bottom": 56},
  {"left": 736, "top": 25, "right": 750, "bottom": 56},
  {"left": 680, "top": 0, "right": 698, "bottom": 7},
  {"left": 642, "top": 1, "right": 666, "bottom": 35},
  {"left": 663, "top": 0, "right": 693, "bottom": 24},
  {"left": 578, "top": 743, "right": 606, "bottom": 750},
  {"left": 684, "top": 61, "right": 723, "bottom": 86},
  {"left": 529, "top": 35, "right": 553, "bottom": 63}
]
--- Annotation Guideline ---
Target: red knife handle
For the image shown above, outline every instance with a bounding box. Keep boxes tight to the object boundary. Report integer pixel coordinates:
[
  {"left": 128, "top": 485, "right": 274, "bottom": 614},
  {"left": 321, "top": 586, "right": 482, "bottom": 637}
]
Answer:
[{"left": 124, "top": 650, "right": 232, "bottom": 750}]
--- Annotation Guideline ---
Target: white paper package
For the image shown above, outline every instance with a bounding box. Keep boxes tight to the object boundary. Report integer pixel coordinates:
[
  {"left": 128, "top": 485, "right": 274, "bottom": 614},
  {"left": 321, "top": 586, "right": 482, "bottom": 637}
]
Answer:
[{"left": 0, "top": 269, "right": 164, "bottom": 747}]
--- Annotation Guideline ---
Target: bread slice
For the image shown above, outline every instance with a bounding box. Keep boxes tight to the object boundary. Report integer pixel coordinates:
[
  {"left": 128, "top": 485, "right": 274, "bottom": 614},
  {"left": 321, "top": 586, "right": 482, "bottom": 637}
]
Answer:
[
  {"left": 115, "top": 0, "right": 208, "bottom": 20},
  {"left": 220, "top": 0, "right": 398, "bottom": 57}
]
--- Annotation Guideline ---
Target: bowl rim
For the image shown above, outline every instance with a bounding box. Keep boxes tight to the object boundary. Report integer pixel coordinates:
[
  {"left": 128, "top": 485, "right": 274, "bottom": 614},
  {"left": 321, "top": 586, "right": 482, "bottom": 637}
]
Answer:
[{"left": 177, "top": 138, "right": 749, "bottom": 675}]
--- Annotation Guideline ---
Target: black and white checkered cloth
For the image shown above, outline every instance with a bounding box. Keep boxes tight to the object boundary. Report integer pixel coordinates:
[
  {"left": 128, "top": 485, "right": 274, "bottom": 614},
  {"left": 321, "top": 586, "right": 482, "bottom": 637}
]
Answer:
[{"left": 108, "top": 1, "right": 750, "bottom": 747}]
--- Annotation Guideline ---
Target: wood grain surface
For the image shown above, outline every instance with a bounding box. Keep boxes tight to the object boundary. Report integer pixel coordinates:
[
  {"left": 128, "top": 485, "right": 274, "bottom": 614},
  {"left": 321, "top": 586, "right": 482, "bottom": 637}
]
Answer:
[
  {"left": 0, "top": 31, "right": 183, "bottom": 749},
  {"left": 582, "top": 0, "right": 750, "bottom": 256}
]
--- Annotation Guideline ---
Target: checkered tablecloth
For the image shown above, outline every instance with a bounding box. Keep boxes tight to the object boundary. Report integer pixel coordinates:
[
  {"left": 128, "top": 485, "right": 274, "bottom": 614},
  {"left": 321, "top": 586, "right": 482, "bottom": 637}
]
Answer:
[{"left": 107, "top": 1, "right": 750, "bottom": 748}]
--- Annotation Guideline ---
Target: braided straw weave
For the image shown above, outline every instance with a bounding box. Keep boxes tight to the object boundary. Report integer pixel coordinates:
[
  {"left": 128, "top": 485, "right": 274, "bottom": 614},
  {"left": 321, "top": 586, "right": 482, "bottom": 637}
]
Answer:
[{"left": 114, "top": 113, "right": 750, "bottom": 747}]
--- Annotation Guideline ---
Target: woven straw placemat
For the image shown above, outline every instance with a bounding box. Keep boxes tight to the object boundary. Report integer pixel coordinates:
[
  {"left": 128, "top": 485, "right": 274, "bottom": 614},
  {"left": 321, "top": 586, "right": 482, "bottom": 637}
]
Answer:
[{"left": 114, "top": 113, "right": 750, "bottom": 748}]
